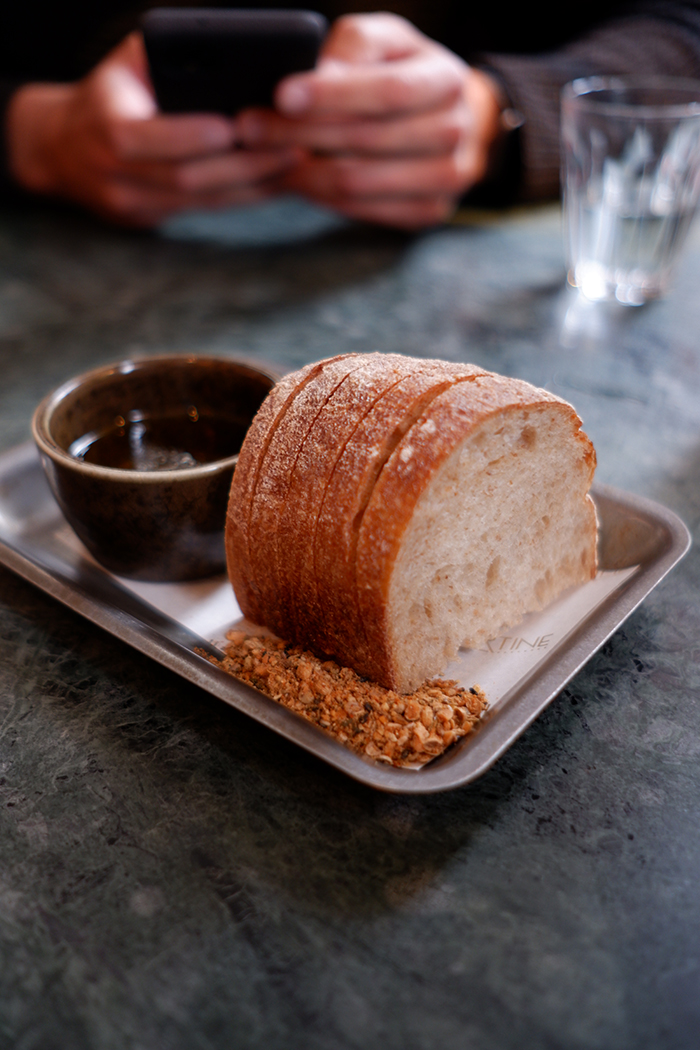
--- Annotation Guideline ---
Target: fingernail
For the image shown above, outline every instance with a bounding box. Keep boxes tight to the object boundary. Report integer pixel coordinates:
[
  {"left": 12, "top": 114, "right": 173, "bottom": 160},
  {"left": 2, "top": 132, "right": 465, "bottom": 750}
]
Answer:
[{"left": 277, "top": 80, "right": 312, "bottom": 114}]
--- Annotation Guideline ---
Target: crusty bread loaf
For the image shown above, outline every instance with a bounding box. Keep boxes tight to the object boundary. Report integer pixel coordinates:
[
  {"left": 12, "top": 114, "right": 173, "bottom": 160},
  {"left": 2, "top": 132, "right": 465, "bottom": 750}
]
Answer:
[{"left": 226, "top": 353, "right": 597, "bottom": 693}]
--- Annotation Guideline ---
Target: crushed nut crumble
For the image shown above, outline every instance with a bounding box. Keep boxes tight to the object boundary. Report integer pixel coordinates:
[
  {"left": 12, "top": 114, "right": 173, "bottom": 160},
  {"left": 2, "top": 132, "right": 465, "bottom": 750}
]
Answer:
[{"left": 198, "top": 631, "right": 487, "bottom": 768}]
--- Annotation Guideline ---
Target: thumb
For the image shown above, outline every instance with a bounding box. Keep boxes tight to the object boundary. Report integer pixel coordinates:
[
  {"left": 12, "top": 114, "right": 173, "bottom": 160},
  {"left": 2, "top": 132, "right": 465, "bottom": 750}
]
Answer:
[
  {"left": 275, "top": 13, "right": 425, "bottom": 115},
  {"left": 320, "top": 13, "right": 425, "bottom": 63},
  {"left": 96, "top": 33, "right": 157, "bottom": 121}
]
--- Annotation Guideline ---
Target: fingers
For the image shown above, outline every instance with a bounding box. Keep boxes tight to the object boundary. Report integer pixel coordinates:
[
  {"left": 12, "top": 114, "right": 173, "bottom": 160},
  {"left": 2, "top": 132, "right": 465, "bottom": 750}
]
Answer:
[
  {"left": 238, "top": 104, "right": 470, "bottom": 156},
  {"left": 277, "top": 129, "right": 490, "bottom": 230},
  {"left": 277, "top": 51, "right": 465, "bottom": 119},
  {"left": 90, "top": 176, "right": 281, "bottom": 228},
  {"left": 103, "top": 114, "right": 236, "bottom": 162},
  {"left": 283, "top": 149, "right": 479, "bottom": 203},
  {"left": 112, "top": 146, "right": 301, "bottom": 193}
]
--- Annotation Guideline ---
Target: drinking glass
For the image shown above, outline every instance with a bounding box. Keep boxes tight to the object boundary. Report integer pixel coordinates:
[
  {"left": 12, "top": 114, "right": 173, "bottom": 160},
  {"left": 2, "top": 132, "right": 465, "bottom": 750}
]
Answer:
[{"left": 561, "top": 76, "right": 700, "bottom": 305}]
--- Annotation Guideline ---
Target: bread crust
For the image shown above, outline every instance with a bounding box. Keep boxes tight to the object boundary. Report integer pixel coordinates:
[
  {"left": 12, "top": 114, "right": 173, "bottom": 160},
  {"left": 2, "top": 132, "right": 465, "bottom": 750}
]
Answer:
[
  {"left": 246, "top": 355, "right": 373, "bottom": 637},
  {"left": 226, "top": 356, "right": 350, "bottom": 621},
  {"left": 272, "top": 353, "right": 425, "bottom": 646}
]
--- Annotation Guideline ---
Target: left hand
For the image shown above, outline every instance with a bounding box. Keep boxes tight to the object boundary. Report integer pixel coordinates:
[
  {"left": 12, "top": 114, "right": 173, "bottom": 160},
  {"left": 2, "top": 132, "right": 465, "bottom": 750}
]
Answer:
[
  {"left": 6, "top": 33, "right": 301, "bottom": 227},
  {"left": 235, "top": 13, "right": 505, "bottom": 229}
]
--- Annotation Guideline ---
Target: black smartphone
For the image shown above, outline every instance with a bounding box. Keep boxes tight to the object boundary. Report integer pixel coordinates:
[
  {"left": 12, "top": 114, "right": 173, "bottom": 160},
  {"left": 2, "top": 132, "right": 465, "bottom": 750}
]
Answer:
[{"left": 142, "top": 8, "right": 328, "bottom": 115}]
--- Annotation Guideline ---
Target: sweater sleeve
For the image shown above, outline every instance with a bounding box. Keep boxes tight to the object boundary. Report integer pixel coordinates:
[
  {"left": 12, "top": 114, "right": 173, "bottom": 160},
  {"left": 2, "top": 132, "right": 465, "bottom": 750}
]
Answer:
[{"left": 478, "top": 9, "right": 700, "bottom": 199}]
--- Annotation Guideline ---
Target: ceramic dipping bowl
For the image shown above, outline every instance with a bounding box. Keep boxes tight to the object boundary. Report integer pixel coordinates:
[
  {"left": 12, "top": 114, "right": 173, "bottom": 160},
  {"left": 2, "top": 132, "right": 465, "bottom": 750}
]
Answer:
[{"left": 32, "top": 354, "right": 277, "bottom": 581}]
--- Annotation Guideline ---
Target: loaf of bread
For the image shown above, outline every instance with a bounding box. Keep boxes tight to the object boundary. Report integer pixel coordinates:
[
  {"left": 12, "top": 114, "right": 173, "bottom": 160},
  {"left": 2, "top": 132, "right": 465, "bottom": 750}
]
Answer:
[{"left": 226, "top": 353, "right": 597, "bottom": 693}]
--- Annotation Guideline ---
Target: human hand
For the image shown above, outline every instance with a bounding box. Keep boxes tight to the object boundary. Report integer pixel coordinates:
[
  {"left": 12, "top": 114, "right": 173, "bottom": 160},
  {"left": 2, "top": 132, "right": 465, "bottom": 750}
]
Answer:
[
  {"left": 236, "top": 13, "right": 505, "bottom": 229},
  {"left": 6, "top": 33, "right": 300, "bottom": 226}
]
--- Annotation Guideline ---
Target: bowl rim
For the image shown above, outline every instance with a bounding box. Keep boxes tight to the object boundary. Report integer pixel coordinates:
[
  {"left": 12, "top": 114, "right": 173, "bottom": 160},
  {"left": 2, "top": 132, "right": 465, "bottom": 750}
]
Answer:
[{"left": 32, "top": 352, "right": 279, "bottom": 483}]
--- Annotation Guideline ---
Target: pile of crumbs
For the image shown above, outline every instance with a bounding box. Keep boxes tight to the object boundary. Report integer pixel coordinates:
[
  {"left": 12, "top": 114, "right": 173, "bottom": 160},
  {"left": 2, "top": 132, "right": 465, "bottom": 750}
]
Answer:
[{"left": 199, "top": 629, "right": 488, "bottom": 767}]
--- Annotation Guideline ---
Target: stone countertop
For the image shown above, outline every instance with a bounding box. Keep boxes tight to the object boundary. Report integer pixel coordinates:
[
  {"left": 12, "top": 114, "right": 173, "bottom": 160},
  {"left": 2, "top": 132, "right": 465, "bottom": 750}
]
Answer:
[{"left": 1, "top": 198, "right": 699, "bottom": 1050}]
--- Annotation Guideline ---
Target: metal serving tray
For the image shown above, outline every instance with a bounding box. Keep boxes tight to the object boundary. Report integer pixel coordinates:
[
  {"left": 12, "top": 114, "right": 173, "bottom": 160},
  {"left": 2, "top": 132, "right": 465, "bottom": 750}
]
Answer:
[{"left": 0, "top": 441, "right": 691, "bottom": 793}]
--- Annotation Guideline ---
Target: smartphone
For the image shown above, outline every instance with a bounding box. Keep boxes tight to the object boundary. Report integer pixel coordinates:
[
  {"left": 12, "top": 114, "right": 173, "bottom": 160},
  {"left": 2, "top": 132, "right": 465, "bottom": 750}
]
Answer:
[{"left": 142, "top": 8, "right": 328, "bottom": 115}]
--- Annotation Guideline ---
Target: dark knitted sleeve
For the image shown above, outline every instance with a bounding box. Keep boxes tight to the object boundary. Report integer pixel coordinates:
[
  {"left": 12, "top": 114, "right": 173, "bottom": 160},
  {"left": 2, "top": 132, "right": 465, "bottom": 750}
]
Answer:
[{"left": 479, "top": 6, "right": 700, "bottom": 199}]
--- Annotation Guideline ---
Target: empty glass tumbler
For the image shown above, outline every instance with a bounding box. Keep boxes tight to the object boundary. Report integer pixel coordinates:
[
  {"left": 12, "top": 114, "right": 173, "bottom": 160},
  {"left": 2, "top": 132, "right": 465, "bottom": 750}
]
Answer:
[{"left": 561, "top": 77, "right": 700, "bottom": 305}]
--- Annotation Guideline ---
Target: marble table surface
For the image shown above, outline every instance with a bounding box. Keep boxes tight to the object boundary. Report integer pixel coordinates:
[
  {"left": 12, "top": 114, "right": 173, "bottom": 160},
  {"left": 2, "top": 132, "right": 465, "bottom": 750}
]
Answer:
[{"left": 1, "top": 196, "right": 699, "bottom": 1050}]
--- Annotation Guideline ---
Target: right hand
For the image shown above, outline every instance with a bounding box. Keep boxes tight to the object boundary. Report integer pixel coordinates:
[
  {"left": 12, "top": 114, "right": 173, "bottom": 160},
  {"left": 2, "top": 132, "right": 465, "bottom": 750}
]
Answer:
[
  {"left": 237, "top": 14, "right": 505, "bottom": 229},
  {"left": 5, "top": 33, "right": 301, "bottom": 227}
]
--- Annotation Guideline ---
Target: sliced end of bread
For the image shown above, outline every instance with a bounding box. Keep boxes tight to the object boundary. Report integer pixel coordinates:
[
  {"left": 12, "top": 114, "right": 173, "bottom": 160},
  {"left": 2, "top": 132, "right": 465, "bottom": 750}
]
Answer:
[{"left": 382, "top": 402, "right": 597, "bottom": 691}]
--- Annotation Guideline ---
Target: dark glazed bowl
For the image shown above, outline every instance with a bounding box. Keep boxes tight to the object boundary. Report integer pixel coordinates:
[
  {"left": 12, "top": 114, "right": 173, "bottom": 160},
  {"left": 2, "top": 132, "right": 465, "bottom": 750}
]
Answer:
[{"left": 32, "top": 355, "right": 277, "bottom": 581}]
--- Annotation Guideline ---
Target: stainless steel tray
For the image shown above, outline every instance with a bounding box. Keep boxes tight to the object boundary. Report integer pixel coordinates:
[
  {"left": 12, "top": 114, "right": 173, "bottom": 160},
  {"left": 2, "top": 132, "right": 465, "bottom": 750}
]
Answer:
[{"left": 0, "top": 441, "right": 691, "bottom": 793}]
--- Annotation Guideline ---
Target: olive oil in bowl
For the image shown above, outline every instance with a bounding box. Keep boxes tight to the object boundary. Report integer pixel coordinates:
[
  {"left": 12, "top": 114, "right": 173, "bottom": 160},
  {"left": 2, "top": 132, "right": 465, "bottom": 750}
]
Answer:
[{"left": 69, "top": 408, "right": 248, "bottom": 471}]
